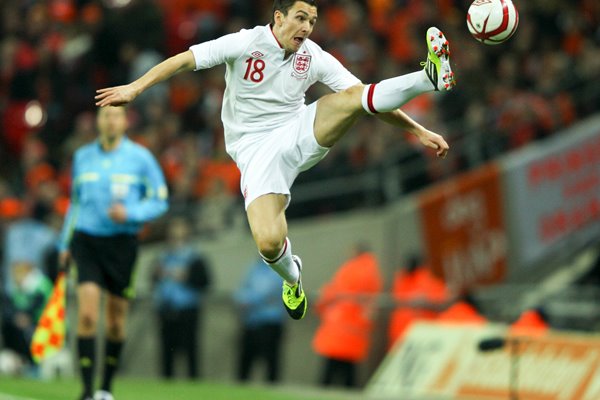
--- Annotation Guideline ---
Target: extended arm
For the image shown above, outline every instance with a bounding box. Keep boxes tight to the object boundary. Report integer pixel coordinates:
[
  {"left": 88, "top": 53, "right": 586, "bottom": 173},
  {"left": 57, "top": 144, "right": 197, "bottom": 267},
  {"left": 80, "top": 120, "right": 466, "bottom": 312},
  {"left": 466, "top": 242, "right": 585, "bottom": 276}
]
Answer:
[
  {"left": 95, "top": 50, "right": 196, "bottom": 107},
  {"left": 376, "top": 109, "right": 449, "bottom": 158}
]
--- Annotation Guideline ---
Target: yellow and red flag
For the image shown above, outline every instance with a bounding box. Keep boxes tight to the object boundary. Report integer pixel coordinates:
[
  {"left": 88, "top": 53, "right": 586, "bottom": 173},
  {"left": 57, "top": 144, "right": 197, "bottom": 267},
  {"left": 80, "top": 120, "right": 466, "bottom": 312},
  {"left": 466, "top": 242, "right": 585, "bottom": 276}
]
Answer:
[{"left": 30, "top": 272, "right": 67, "bottom": 363}]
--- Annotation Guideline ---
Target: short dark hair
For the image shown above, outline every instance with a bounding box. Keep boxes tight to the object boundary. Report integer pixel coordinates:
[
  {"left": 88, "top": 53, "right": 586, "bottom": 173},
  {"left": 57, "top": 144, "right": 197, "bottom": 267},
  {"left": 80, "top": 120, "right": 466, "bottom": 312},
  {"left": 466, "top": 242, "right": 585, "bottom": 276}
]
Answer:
[{"left": 271, "top": 0, "right": 318, "bottom": 24}]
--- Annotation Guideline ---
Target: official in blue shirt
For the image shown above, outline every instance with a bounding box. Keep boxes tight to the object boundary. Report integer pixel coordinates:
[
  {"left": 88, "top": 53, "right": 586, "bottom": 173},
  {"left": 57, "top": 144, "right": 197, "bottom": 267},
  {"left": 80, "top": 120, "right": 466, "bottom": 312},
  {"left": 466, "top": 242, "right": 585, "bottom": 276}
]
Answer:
[
  {"left": 234, "top": 259, "right": 286, "bottom": 383},
  {"left": 152, "top": 217, "right": 211, "bottom": 380},
  {"left": 59, "top": 106, "right": 168, "bottom": 400}
]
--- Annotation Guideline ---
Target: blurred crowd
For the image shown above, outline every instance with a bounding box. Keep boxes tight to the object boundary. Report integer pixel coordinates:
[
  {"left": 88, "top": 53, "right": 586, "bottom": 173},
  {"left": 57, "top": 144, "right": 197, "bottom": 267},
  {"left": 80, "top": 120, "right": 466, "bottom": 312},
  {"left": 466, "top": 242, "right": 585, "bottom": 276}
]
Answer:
[{"left": 1, "top": 0, "right": 600, "bottom": 232}]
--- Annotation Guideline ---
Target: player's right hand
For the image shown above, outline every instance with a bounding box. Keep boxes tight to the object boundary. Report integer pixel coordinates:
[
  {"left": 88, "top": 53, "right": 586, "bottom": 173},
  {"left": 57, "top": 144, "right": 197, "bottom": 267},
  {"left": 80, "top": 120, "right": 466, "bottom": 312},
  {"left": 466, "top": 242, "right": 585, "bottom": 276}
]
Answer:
[{"left": 95, "top": 84, "right": 138, "bottom": 107}]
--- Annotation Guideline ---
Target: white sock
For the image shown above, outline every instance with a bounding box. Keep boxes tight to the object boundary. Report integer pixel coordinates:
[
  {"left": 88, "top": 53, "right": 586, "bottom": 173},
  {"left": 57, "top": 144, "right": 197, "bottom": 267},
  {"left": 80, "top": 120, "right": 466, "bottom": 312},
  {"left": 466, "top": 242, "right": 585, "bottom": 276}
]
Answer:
[
  {"left": 261, "top": 237, "right": 299, "bottom": 285},
  {"left": 362, "top": 70, "right": 434, "bottom": 114}
]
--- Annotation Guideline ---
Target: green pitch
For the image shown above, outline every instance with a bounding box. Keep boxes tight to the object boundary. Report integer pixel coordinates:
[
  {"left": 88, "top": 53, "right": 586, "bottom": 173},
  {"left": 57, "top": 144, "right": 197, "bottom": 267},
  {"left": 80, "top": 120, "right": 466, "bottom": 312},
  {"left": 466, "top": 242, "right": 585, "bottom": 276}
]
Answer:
[{"left": 0, "top": 377, "right": 348, "bottom": 400}]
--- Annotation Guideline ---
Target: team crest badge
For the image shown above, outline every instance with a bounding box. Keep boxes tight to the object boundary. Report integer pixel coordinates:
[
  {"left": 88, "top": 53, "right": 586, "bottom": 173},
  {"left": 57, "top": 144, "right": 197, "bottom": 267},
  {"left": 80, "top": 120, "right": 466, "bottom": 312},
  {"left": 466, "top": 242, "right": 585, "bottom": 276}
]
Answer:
[{"left": 292, "top": 53, "right": 311, "bottom": 78}]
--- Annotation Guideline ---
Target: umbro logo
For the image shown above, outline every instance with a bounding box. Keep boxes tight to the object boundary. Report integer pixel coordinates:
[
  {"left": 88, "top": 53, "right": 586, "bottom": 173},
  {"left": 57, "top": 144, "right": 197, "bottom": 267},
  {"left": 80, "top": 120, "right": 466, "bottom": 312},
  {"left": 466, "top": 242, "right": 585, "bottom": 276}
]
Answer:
[{"left": 251, "top": 51, "right": 265, "bottom": 58}]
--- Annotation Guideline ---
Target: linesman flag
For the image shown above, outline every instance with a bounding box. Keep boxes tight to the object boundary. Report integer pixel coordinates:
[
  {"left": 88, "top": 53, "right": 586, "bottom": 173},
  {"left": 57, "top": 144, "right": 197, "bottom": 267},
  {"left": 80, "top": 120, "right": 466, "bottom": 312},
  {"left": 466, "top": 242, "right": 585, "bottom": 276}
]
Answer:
[{"left": 31, "top": 271, "right": 67, "bottom": 363}]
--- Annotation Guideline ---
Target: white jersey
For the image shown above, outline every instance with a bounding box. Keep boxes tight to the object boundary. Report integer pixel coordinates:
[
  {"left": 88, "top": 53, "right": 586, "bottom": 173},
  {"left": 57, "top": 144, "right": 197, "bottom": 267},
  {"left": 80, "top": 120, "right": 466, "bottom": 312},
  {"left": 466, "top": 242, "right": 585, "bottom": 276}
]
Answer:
[{"left": 189, "top": 24, "right": 361, "bottom": 153}]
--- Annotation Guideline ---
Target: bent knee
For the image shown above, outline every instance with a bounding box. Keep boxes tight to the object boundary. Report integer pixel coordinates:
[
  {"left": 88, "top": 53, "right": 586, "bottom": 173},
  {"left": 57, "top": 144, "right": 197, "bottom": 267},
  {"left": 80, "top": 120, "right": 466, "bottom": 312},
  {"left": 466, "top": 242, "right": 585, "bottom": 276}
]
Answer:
[
  {"left": 256, "top": 234, "right": 286, "bottom": 260},
  {"left": 78, "top": 312, "right": 98, "bottom": 332}
]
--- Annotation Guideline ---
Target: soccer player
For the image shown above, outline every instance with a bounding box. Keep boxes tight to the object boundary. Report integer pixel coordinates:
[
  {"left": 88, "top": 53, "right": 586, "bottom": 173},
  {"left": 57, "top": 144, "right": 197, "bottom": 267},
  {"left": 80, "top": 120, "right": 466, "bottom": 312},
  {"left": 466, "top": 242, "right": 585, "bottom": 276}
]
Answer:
[
  {"left": 95, "top": 0, "right": 454, "bottom": 321},
  {"left": 58, "top": 106, "right": 168, "bottom": 400}
]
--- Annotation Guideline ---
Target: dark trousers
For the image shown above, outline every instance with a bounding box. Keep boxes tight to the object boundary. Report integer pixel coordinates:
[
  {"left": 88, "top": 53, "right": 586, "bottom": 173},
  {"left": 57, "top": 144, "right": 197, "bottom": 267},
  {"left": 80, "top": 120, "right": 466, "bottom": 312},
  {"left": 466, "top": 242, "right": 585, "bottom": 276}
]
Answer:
[
  {"left": 320, "top": 357, "right": 357, "bottom": 388},
  {"left": 158, "top": 308, "right": 200, "bottom": 379},
  {"left": 237, "top": 323, "right": 284, "bottom": 383}
]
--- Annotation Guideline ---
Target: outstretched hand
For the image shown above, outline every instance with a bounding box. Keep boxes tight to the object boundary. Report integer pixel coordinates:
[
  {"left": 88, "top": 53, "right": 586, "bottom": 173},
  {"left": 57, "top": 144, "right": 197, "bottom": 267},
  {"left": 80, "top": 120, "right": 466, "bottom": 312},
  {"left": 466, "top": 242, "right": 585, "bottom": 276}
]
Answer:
[
  {"left": 417, "top": 128, "right": 449, "bottom": 158},
  {"left": 95, "top": 84, "right": 138, "bottom": 107}
]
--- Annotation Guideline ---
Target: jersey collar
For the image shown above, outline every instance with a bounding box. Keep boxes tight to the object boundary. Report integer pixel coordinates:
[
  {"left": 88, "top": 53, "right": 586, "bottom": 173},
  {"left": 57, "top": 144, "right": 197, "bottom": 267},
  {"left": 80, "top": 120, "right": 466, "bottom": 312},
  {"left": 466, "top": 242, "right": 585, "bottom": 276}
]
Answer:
[
  {"left": 267, "top": 24, "right": 284, "bottom": 49},
  {"left": 96, "top": 135, "right": 128, "bottom": 153}
]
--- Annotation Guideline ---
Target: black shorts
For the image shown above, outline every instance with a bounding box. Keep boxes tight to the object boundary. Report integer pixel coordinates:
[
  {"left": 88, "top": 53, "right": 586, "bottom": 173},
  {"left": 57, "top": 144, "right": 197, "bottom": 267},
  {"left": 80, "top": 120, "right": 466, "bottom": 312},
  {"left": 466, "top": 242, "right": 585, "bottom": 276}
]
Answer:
[{"left": 70, "top": 231, "right": 138, "bottom": 298}]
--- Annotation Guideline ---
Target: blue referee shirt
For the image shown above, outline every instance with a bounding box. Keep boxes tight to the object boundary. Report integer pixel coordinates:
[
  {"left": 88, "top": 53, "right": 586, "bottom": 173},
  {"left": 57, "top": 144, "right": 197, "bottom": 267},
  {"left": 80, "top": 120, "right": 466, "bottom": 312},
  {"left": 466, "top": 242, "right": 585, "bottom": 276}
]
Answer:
[{"left": 58, "top": 137, "right": 168, "bottom": 251}]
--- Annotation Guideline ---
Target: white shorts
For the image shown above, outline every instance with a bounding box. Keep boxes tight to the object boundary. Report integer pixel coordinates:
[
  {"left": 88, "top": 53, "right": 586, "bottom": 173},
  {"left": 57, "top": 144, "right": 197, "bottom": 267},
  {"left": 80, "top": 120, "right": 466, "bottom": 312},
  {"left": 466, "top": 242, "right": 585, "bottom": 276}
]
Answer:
[{"left": 229, "top": 102, "right": 329, "bottom": 209}]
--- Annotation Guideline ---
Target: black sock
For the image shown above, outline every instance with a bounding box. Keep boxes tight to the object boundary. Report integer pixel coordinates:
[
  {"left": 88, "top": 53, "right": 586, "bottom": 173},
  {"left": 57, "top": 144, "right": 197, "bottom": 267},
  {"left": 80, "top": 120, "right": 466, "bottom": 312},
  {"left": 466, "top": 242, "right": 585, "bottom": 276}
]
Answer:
[
  {"left": 101, "top": 340, "right": 124, "bottom": 392},
  {"left": 77, "top": 337, "right": 95, "bottom": 397}
]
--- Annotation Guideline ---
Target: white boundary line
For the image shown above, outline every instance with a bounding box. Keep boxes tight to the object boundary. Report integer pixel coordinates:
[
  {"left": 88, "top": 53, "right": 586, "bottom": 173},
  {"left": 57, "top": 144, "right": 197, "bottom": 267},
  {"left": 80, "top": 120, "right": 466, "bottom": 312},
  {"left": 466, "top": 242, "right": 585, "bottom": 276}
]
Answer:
[{"left": 0, "top": 393, "right": 39, "bottom": 400}]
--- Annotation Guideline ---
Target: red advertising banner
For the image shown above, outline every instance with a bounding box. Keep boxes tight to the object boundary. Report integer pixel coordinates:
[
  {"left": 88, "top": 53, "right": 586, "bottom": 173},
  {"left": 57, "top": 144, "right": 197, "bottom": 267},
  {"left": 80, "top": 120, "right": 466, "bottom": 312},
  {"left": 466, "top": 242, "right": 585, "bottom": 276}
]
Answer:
[{"left": 418, "top": 163, "right": 507, "bottom": 291}]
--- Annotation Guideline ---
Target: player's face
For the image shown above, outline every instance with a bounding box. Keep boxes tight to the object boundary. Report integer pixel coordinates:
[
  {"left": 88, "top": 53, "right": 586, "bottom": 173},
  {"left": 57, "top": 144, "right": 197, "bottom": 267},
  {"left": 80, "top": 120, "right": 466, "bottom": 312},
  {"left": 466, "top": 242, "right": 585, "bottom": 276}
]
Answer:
[
  {"left": 97, "top": 106, "right": 127, "bottom": 140},
  {"left": 274, "top": 1, "right": 318, "bottom": 53}
]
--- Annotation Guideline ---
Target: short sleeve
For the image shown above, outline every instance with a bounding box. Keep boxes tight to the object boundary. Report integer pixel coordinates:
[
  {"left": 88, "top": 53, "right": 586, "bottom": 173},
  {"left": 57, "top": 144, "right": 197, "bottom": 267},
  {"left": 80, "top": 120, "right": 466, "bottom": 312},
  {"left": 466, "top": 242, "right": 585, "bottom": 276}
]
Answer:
[
  {"left": 317, "top": 51, "right": 362, "bottom": 92},
  {"left": 189, "top": 29, "right": 253, "bottom": 70}
]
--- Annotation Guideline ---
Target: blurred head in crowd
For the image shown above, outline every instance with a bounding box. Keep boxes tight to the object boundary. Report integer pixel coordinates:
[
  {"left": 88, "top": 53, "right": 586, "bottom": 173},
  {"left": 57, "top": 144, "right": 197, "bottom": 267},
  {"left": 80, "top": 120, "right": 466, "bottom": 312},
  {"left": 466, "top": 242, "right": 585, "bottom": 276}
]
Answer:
[
  {"left": 97, "top": 106, "right": 128, "bottom": 149},
  {"left": 166, "top": 217, "right": 191, "bottom": 249},
  {"left": 12, "top": 261, "right": 35, "bottom": 289},
  {"left": 271, "top": 0, "right": 318, "bottom": 54},
  {"left": 405, "top": 253, "right": 424, "bottom": 273}
]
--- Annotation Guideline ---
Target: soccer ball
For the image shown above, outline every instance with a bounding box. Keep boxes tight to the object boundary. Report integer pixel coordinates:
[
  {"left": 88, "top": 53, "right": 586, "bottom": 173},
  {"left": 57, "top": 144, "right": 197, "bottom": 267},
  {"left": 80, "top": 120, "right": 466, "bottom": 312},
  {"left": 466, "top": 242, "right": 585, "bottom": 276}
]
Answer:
[{"left": 467, "top": 0, "right": 519, "bottom": 45}]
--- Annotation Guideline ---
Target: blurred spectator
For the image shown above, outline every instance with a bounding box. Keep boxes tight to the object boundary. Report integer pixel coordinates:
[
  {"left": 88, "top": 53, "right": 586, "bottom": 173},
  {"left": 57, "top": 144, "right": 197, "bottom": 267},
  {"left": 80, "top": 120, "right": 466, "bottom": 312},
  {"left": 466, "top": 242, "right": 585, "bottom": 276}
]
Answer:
[
  {"left": 152, "top": 217, "right": 211, "bottom": 379},
  {"left": 120, "top": 42, "right": 169, "bottom": 115},
  {"left": 233, "top": 258, "right": 286, "bottom": 383},
  {"left": 312, "top": 243, "right": 383, "bottom": 388},
  {"left": 196, "top": 178, "right": 239, "bottom": 237},
  {"left": 0, "top": 197, "right": 24, "bottom": 229},
  {"left": 1, "top": 260, "right": 52, "bottom": 373},
  {"left": 1, "top": 0, "right": 599, "bottom": 225},
  {"left": 388, "top": 255, "right": 450, "bottom": 348},
  {"left": 510, "top": 308, "right": 550, "bottom": 337},
  {"left": 437, "top": 293, "right": 487, "bottom": 325},
  {"left": 2, "top": 201, "right": 57, "bottom": 292},
  {"left": 0, "top": 197, "right": 22, "bottom": 273}
]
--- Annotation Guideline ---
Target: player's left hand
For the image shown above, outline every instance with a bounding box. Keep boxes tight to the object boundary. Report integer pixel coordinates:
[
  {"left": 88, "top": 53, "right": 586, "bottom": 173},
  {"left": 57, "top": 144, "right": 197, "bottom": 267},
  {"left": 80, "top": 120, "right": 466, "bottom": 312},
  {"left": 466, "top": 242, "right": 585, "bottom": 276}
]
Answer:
[
  {"left": 108, "top": 203, "right": 128, "bottom": 223},
  {"left": 417, "top": 128, "right": 449, "bottom": 158}
]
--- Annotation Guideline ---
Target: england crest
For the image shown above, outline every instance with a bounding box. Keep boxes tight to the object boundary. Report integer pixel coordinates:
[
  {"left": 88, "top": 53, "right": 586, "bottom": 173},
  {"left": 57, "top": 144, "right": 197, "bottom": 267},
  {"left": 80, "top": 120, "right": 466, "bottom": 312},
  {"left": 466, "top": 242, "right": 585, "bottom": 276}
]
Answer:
[{"left": 292, "top": 53, "right": 312, "bottom": 77}]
